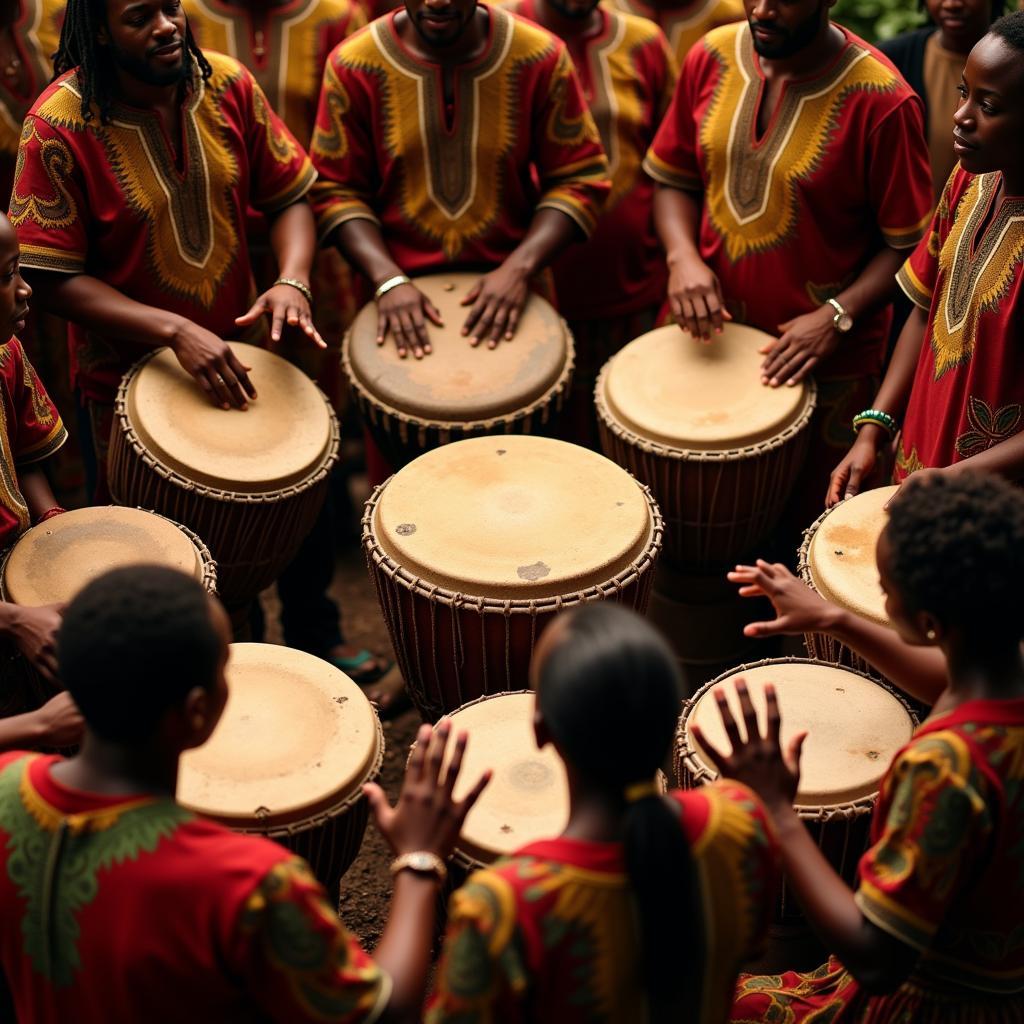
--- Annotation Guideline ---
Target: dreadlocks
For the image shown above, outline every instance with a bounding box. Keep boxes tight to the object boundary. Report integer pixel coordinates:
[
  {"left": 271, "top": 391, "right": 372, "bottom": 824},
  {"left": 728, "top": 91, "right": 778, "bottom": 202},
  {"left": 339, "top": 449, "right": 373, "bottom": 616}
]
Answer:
[{"left": 52, "top": 0, "right": 213, "bottom": 124}]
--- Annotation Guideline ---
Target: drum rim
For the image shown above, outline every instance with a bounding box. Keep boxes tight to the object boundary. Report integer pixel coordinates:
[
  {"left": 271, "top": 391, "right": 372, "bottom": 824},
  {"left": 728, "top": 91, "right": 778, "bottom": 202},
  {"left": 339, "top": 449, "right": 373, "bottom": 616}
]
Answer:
[
  {"left": 674, "top": 655, "right": 919, "bottom": 818},
  {"left": 361, "top": 476, "right": 664, "bottom": 610},
  {"left": 594, "top": 360, "right": 818, "bottom": 461},
  {"left": 0, "top": 506, "right": 219, "bottom": 602},
  {"left": 114, "top": 348, "right": 341, "bottom": 501},
  {"left": 341, "top": 318, "right": 576, "bottom": 433}
]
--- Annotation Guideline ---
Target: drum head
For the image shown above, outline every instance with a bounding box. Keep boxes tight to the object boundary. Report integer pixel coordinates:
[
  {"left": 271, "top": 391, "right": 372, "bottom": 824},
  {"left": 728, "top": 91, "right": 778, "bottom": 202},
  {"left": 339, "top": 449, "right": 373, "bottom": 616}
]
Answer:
[
  {"left": 601, "top": 324, "right": 811, "bottom": 450},
  {"left": 178, "top": 644, "right": 380, "bottom": 827},
  {"left": 3, "top": 506, "right": 202, "bottom": 605},
  {"left": 125, "top": 343, "right": 333, "bottom": 493},
  {"left": 450, "top": 692, "right": 569, "bottom": 863},
  {"left": 374, "top": 435, "right": 652, "bottom": 599},
  {"left": 687, "top": 661, "right": 914, "bottom": 806},
  {"left": 346, "top": 273, "right": 570, "bottom": 424},
  {"left": 806, "top": 486, "right": 898, "bottom": 628}
]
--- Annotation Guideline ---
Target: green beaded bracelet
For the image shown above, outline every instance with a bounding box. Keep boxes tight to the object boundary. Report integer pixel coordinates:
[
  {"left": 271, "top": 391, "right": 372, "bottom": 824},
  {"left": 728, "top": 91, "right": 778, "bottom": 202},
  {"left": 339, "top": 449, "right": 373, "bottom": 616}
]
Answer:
[{"left": 852, "top": 408, "right": 899, "bottom": 438}]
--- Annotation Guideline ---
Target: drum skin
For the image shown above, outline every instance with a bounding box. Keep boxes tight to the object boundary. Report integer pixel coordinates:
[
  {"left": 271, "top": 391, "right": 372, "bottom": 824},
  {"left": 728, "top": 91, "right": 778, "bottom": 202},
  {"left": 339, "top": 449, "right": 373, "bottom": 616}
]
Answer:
[{"left": 108, "top": 346, "right": 339, "bottom": 607}]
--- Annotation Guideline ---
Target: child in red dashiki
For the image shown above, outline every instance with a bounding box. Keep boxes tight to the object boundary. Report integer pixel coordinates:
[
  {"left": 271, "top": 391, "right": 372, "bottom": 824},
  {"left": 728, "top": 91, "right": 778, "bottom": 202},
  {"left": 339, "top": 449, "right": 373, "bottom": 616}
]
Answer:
[
  {"left": 829, "top": 15, "right": 1024, "bottom": 504},
  {"left": 428, "top": 604, "right": 779, "bottom": 1024},
  {"left": 705, "top": 473, "right": 1024, "bottom": 1023}
]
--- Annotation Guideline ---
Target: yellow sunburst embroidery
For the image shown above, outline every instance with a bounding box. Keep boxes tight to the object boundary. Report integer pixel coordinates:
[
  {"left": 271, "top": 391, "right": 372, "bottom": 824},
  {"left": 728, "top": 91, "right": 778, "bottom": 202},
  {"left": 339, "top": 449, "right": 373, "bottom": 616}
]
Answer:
[
  {"left": 310, "top": 59, "right": 350, "bottom": 161},
  {"left": 8, "top": 121, "right": 79, "bottom": 233},
  {"left": 896, "top": 441, "right": 926, "bottom": 477}
]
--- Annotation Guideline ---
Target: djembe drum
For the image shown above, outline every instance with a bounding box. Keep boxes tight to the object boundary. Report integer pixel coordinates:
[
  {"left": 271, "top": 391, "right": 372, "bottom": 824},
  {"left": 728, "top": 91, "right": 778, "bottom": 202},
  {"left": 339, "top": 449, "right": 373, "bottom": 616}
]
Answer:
[
  {"left": 108, "top": 344, "right": 340, "bottom": 607},
  {"left": 344, "top": 272, "right": 574, "bottom": 469},
  {"left": 363, "top": 435, "right": 663, "bottom": 720},
  {"left": 177, "top": 643, "right": 384, "bottom": 902},
  {"left": 596, "top": 324, "right": 816, "bottom": 567},
  {"left": 0, "top": 506, "right": 217, "bottom": 716},
  {"left": 798, "top": 486, "right": 899, "bottom": 677},
  {"left": 676, "top": 658, "right": 917, "bottom": 921}
]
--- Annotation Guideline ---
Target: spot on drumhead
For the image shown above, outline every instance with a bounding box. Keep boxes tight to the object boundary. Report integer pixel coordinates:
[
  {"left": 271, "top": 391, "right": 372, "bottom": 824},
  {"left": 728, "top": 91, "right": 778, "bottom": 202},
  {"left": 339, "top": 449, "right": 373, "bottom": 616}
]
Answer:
[
  {"left": 616, "top": 501, "right": 624, "bottom": 507},
  {"left": 517, "top": 561, "right": 550, "bottom": 581},
  {"left": 396, "top": 523, "right": 417, "bottom": 536},
  {"left": 508, "top": 759, "right": 554, "bottom": 790},
  {"left": 443, "top": 281, "right": 456, "bottom": 291},
  {"left": 496, "top": 449, "right": 507, "bottom": 455}
]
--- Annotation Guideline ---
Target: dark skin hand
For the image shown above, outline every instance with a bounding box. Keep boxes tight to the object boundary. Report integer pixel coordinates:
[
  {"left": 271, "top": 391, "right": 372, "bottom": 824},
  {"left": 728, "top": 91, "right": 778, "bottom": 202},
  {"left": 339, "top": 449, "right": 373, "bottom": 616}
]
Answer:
[
  {"left": 691, "top": 680, "right": 920, "bottom": 995},
  {"left": 0, "top": 691, "right": 84, "bottom": 752},
  {"left": 0, "top": 600, "right": 63, "bottom": 684}
]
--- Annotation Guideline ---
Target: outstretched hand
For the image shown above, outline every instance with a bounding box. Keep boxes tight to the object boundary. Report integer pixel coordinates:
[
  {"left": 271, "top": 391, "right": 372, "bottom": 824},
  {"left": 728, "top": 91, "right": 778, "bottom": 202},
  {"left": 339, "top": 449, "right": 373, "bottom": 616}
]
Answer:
[
  {"left": 365, "top": 719, "right": 491, "bottom": 860},
  {"left": 690, "top": 680, "right": 805, "bottom": 814},
  {"left": 236, "top": 283, "right": 326, "bottom": 349},
  {"left": 727, "top": 560, "right": 837, "bottom": 639}
]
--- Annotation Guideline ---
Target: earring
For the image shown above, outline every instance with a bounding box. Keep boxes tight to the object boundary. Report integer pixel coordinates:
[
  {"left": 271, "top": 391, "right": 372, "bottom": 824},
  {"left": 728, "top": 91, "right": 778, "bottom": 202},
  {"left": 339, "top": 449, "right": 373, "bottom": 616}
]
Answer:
[{"left": 926, "top": 629, "right": 936, "bottom": 641}]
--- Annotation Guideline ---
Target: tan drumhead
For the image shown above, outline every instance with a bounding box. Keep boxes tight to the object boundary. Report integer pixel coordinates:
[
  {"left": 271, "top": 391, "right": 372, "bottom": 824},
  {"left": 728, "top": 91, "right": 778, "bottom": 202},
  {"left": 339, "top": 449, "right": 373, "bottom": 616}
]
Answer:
[
  {"left": 374, "top": 435, "right": 652, "bottom": 599},
  {"left": 178, "top": 644, "right": 381, "bottom": 827},
  {"left": 2, "top": 506, "right": 202, "bottom": 605},
  {"left": 347, "top": 272, "right": 570, "bottom": 423},
  {"left": 450, "top": 692, "right": 569, "bottom": 864},
  {"left": 687, "top": 661, "right": 913, "bottom": 806},
  {"left": 600, "top": 323, "right": 811, "bottom": 450},
  {"left": 125, "top": 343, "right": 333, "bottom": 493},
  {"left": 806, "top": 486, "right": 898, "bottom": 628}
]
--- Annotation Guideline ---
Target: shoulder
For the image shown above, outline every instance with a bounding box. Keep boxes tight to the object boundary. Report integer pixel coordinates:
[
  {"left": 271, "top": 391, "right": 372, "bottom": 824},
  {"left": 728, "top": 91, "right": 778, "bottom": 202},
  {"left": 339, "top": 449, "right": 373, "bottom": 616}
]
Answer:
[
  {"left": 671, "top": 781, "right": 776, "bottom": 860},
  {"left": 328, "top": 17, "right": 386, "bottom": 69},
  {"left": 940, "top": 167, "right": 985, "bottom": 217},
  {"left": 491, "top": 5, "right": 564, "bottom": 63},
  {"left": 700, "top": 20, "right": 744, "bottom": 58},
  {"left": 0, "top": 750, "right": 34, "bottom": 778},
  {"left": 614, "top": 10, "right": 670, "bottom": 52},
  {"left": 448, "top": 864, "right": 522, "bottom": 947},
  {"left": 202, "top": 50, "right": 258, "bottom": 94},
  {"left": 838, "top": 29, "right": 923, "bottom": 109},
  {"left": 25, "top": 71, "right": 88, "bottom": 132},
  {"left": 890, "top": 727, "right": 981, "bottom": 784}
]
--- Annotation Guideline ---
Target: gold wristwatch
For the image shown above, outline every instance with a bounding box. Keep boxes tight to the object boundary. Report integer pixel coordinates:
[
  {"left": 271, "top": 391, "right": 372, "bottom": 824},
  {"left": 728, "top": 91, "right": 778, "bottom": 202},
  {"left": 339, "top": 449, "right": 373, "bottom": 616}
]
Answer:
[
  {"left": 390, "top": 851, "right": 448, "bottom": 884},
  {"left": 827, "top": 297, "right": 853, "bottom": 333}
]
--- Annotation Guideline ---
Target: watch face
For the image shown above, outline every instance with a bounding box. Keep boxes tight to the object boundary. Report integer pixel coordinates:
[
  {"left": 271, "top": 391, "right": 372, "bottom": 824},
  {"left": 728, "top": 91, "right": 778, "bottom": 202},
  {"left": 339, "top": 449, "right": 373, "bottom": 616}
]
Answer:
[{"left": 836, "top": 312, "right": 853, "bottom": 333}]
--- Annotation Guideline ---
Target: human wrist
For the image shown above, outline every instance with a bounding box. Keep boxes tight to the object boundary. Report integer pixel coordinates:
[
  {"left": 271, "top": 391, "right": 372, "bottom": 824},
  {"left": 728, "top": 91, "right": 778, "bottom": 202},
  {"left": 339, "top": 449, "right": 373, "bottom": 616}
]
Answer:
[
  {"left": 163, "top": 313, "right": 191, "bottom": 350},
  {"left": 390, "top": 850, "right": 447, "bottom": 886},
  {"left": 666, "top": 245, "right": 702, "bottom": 269}
]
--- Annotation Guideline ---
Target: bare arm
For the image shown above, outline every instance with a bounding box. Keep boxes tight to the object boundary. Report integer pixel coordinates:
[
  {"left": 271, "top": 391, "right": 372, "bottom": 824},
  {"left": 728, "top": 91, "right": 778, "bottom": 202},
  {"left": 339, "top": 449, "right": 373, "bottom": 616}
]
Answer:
[
  {"left": 945, "top": 430, "right": 1024, "bottom": 483},
  {"left": 0, "top": 692, "right": 83, "bottom": 751},
  {"left": 17, "top": 467, "right": 59, "bottom": 521}
]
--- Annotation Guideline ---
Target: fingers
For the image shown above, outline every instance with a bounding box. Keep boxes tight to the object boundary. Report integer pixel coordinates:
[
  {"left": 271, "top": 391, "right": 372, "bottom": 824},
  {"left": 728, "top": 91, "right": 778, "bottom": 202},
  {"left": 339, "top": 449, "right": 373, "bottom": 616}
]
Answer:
[
  {"left": 826, "top": 463, "right": 850, "bottom": 507},
  {"left": 198, "top": 366, "right": 238, "bottom": 410},
  {"left": 460, "top": 281, "right": 482, "bottom": 307},
  {"left": 225, "top": 349, "right": 256, "bottom": 400},
  {"left": 845, "top": 461, "right": 865, "bottom": 501},
  {"left": 764, "top": 683, "right": 782, "bottom": 748},
  {"left": 363, "top": 782, "right": 394, "bottom": 833},
  {"left": 785, "top": 730, "right": 808, "bottom": 778},
  {"left": 735, "top": 679, "right": 760, "bottom": 743},
  {"left": 713, "top": 686, "right": 744, "bottom": 754},
  {"left": 689, "top": 723, "right": 729, "bottom": 776},
  {"left": 440, "top": 728, "right": 468, "bottom": 799},
  {"left": 461, "top": 296, "right": 489, "bottom": 344},
  {"left": 454, "top": 769, "right": 492, "bottom": 823},
  {"left": 406, "top": 723, "right": 432, "bottom": 783},
  {"left": 36, "top": 651, "right": 59, "bottom": 685},
  {"left": 299, "top": 313, "right": 327, "bottom": 349},
  {"left": 234, "top": 298, "right": 265, "bottom": 327},
  {"left": 424, "top": 299, "right": 445, "bottom": 327},
  {"left": 425, "top": 718, "right": 451, "bottom": 786}
]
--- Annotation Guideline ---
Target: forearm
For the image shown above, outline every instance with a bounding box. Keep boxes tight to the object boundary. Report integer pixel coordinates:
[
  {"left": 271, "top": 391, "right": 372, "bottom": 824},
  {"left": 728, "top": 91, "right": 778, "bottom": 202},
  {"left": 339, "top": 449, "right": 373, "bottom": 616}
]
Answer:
[
  {"left": 17, "top": 468, "right": 59, "bottom": 521},
  {"left": 833, "top": 247, "right": 904, "bottom": 321},
  {"left": 0, "top": 709, "right": 46, "bottom": 752},
  {"left": 502, "top": 208, "right": 580, "bottom": 277},
  {"left": 267, "top": 201, "right": 315, "bottom": 282},
  {"left": 653, "top": 186, "right": 703, "bottom": 264},
  {"left": 947, "top": 430, "right": 1024, "bottom": 482},
  {"left": 332, "top": 220, "right": 404, "bottom": 289}
]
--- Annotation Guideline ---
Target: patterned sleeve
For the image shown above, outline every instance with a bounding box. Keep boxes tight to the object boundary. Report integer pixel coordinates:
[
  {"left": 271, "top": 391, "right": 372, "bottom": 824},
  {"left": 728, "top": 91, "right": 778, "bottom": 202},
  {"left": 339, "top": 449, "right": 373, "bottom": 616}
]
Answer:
[
  {"left": 642, "top": 40, "right": 705, "bottom": 192},
  {"left": 532, "top": 44, "right": 611, "bottom": 238},
  {"left": 426, "top": 870, "right": 529, "bottom": 1024},
  {"left": 855, "top": 731, "right": 992, "bottom": 953},
  {"left": 867, "top": 98, "right": 933, "bottom": 251},
  {"left": 9, "top": 116, "right": 90, "bottom": 275},
  {"left": 308, "top": 51, "right": 380, "bottom": 243},
  {"left": 4, "top": 340, "right": 66, "bottom": 467},
  {"left": 651, "top": 28, "right": 679, "bottom": 123},
  {"left": 232, "top": 858, "right": 391, "bottom": 1024}
]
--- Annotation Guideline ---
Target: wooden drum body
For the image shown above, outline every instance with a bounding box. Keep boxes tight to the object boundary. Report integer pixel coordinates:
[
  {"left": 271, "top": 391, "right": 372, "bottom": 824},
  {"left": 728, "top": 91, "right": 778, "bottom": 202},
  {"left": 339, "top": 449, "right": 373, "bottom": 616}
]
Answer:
[
  {"left": 109, "top": 344, "right": 340, "bottom": 607},
  {"left": 676, "top": 658, "right": 917, "bottom": 921},
  {"left": 363, "top": 435, "right": 663, "bottom": 720},
  {"left": 798, "top": 486, "right": 898, "bottom": 677},
  {"left": 178, "top": 643, "right": 384, "bottom": 902},
  {"left": 344, "top": 273, "right": 574, "bottom": 470},
  {"left": 0, "top": 506, "right": 217, "bottom": 716},
  {"left": 596, "top": 324, "right": 816, "bottom": 567}
]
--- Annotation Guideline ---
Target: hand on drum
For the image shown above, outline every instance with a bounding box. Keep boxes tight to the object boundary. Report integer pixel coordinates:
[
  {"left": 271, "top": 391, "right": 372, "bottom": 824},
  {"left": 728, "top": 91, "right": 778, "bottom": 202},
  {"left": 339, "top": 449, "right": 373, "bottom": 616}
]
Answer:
[
  {"left": 170, "top": 319, "right": 257, "bottom": 410},
  {"left": 728, "top": 560, "right": 837, "bottom": 638},
  {"left": 690, "top": 680, "right": 805, "bottom": 815},
  {"left": 666, "top": 254, "right": 731, "bottom": 341},
  {"left": 364, "top": 719, "right": 491, "bottom": 860},
  {"left": 235, "top": 283, "right": 326, "bottom": 350},
  {"left": 761, "top": 305, "right": 840, "bottom": 387},
  {"left": 377, "top": 282, "right": 444, "bottom": 360},
  {"left": 29, "top": 691, "right": 85, "bottom": 748},
  {"left": 461, "top": 262, "right": 530, "bottom": 348},
  {"left": 9, "top": 602, "right": 63, "bottom": 684},
  {"left": 826, "top": 425, "right": 886, "bottom": 506}
]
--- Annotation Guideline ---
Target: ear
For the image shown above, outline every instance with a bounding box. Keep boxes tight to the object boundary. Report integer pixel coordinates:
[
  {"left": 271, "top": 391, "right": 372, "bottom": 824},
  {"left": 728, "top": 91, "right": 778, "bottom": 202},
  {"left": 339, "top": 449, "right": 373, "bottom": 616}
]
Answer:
[
  {"left": 180, "top": 685, "right": 215, "bottom": 748},
  {"left": 916, "top": 610, "right": 943, "bottom": 644}
]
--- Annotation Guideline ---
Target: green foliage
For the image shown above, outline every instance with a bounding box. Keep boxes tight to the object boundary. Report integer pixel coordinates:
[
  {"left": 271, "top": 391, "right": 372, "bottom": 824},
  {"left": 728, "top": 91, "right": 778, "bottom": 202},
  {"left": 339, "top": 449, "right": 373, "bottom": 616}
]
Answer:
[{"left": 832, "top": 0, "right": 930, "bottom": 43}]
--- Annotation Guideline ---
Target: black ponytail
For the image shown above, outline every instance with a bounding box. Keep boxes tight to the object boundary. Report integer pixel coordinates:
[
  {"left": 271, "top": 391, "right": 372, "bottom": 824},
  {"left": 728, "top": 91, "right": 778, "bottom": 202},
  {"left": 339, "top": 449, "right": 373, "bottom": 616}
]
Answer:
[{"left": 536, "top": 604, "right": 704, "bottom": 1022}]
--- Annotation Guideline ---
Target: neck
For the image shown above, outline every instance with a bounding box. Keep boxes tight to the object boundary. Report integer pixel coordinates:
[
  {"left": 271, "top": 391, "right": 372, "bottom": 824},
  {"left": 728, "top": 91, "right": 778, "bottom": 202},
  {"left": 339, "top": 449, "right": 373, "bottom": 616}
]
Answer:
[
  {"left": 1001, "top": 167, "right": 1024, "bottom": 198},
  {"left": 561, "top": 776, "right": 627, "bottom": 842},
  {"left": 940, "top": 634, "right": 1024, "bottom": 704},
  {"left": 51, "top": 732, "right": 181, "bottom": 798},
  {"left": 398, "top": 7, "right": 489, "bottom": 64},
  {"left": 757, "top": 21, "right": 844, "bottom": 79},
  {"left": 531, "top": 0, "right": 601, "bottom": 39},
  {"left": 111, "top": 66, "right": 185, "bottom": 111}
]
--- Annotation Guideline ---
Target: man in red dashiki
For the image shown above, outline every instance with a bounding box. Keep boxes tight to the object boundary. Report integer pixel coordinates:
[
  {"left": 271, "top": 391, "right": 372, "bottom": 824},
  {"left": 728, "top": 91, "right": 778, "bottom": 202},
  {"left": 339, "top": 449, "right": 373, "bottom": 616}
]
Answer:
[
  {"left": 506, "top": 0, "right": 677, "bottom": 447},
  {"left": 607, "top": 0, "right": 742, "bottom": 67},
  {"left": 428, "top": 780, "right": 777, "bottom": 1024},
  {"left": 309, "top": 0, "right": 610, "bottom": 359},
  {"left": 645, "top": 0, "right": 933, "bottom": 525},
  {"left": 9, "top": 0, "right": 321, "bottom": 501}
]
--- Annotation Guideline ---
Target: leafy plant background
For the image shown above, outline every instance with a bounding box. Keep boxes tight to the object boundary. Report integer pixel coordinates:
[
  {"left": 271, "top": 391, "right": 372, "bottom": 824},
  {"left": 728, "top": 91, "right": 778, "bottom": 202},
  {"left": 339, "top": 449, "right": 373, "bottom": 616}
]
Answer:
[{"left": 833, "top": 0, "right": 929, "bottom": 41}]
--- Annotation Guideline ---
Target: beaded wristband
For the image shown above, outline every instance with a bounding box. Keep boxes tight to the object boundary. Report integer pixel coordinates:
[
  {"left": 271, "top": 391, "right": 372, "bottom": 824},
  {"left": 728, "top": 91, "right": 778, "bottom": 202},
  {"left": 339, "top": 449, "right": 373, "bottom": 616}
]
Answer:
[
  {"left": 852, "top": 408, "right": 898, "bottom": 438},
  {"left": 374, "top": 274, "right": 411, "bottom": 301},
  {"left": 35, "top": 506, "right": 66, "bottom": 525},
  {"left": 274, "top": 277, "right": 313, "bottom": 306}
]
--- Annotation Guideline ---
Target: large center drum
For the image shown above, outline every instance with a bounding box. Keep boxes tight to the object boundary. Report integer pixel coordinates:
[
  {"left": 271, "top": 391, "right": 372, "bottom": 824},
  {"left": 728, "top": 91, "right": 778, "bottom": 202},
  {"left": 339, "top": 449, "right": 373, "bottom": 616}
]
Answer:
[
  {"left": 343, "top": 272, "right": 574, "bottom": 469},
  {"left": 596, "top": 324, "right": 816, "bottom": 567},
  {"left": 798, "top": 486, "right": 898, "bottom": 678},
  {"left": 0, "top": 506, "right": 217, "bottom": 716},
  {"left": 363, "top": 435, "right": 663, "bottom": 720},
  {"left": 109, "top": 343, "right": 340, "bottom": 608},
  {"left": 676, "top": 658, "right": 917, "bottom": 921},
  {"left": 178, "top": 643, "right": 384, "bottom": 903}
]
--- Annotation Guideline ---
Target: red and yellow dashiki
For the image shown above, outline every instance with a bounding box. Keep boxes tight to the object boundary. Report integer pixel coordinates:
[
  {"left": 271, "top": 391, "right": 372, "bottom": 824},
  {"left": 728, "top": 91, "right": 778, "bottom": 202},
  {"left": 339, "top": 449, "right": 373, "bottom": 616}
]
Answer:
[
  {"left": 309, "top": 4, "right": 610, "bottom": 275},
  {"left": 9, "top": 54, "right": 317, "bottom": 404},
  {"left": 606, "top": 0, "right": 742, "bottom": 68},
  {"left": 732, "top": 697, "right": 1024, "bottom": 1023},
  {"left": 894, "top": 168, "right": 1024, "bottom": 480},
  {"left": 0, "top": 338, "right": 66, "bottom": 548},
  {"left": 0, "top": 751, "right": 390, "bottom": 1024},
  {"left": 427, "top": 782, "right": 778, "bottom": 1024}
]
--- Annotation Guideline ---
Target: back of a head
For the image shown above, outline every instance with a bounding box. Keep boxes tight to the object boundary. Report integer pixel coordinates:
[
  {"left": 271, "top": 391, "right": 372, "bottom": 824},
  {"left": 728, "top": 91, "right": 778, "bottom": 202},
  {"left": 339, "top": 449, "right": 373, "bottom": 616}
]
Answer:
[
  {"left": 990, "top": 8, "right": 1024, "bottom": 51},
  {"left": 886, "top": 472, "right": 1024, "bottom": 643},
  {"left": 536, "top": 604, "right": 699, "bottom": 1022},
  {"left": 58, "top": 565, "right": 222, "bottom": 743}
]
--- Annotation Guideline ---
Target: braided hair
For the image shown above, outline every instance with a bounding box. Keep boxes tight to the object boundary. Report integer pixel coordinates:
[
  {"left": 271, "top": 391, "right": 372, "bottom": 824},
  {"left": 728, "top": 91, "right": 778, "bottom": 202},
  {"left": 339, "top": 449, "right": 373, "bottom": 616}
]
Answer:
[{"left": 52, "top": 0, "right": 212, "bottom": 124}]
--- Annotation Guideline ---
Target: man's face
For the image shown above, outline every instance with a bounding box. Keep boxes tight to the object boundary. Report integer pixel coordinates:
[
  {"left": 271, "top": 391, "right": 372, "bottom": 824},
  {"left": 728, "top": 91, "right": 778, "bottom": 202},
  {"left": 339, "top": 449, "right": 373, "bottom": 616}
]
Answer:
[
  {"left": 745, "top": 0, "right": 828, "bottom": 59},
  {"left": 101, "top": 0, "right": 190, "bottom": 88},
  {"left": 404, "top": 0, "right": 478, "bottom": 49},
  {"left": 545, "top": 0, "right": 602, "bottom": 22}
]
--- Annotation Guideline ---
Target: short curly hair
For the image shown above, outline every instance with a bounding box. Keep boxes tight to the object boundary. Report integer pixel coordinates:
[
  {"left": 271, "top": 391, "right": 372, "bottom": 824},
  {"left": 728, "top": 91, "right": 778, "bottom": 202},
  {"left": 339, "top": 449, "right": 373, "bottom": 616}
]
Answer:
[
  {"left": 884, "top": 472, "right": 1024, "bottom": 641},
  {"left": 990, "top": 9, "right": 1024, "bottom": 52}
]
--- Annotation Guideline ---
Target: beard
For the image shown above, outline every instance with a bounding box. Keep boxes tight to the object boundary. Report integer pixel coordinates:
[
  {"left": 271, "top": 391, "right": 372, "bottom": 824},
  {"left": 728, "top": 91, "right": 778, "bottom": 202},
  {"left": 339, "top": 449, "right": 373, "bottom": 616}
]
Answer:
[
  {"left": 750, "top": 2, "right": 825, "bottom": 59},
  {"left": 108, "top": 39, "right": 190, "bottom": 88},
  {"left": 409, "top": 6, "right": 475, "bottom": 48}
]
